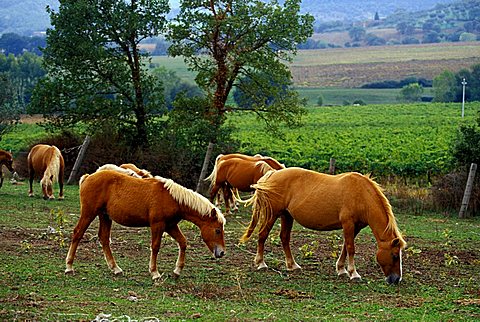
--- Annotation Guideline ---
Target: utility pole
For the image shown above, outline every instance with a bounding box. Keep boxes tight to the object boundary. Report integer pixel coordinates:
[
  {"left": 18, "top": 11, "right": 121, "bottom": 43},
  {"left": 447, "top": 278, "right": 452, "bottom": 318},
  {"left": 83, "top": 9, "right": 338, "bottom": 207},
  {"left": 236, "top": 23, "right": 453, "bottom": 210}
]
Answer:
[{"left": 461, "top": 78, "right": 467, "bottom": 118}]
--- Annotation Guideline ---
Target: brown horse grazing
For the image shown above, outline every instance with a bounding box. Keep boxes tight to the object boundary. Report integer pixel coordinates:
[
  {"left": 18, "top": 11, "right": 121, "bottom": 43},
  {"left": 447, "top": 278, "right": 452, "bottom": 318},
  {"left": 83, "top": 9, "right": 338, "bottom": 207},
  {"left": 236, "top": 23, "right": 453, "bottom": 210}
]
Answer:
[
  {"left": 120, "top": 163, "right": 153, "bottom": 178},
  {"left": 65, "top": 170, "right": 226, "bottom": 280},
  {"left": 0, "top": 149, "right": 16, "bottom": 188},
  {"left": 27, "top": 144, "right": 65, "bottom": 200},
  {"left": 206, "top": 153, "right": 285, "bottom": 214},
  {"left": 241, "top": 167, "right": 406, "bottom": 285}
]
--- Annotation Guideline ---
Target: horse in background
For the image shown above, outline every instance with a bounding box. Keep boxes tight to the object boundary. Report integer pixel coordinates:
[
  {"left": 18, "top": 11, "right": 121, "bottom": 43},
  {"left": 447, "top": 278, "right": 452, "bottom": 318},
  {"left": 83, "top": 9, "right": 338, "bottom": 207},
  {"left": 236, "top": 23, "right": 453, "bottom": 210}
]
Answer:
[
  {"left": 120, "top": 163, "right": 153, "bottom": 178},
  {"left": 66, "top": 170, "right": 226, "bottom": 280},
  {"left": 96, "top": 164, "right": 143, "bottom": 178},
  {"left": 27, "top": 144, "right": 65, "bottom": 200},
  {"left": 0, "top": 149, "right": 17, "bottom": 188},
  {"left": 241, "top": 167, "right": 406, "bottom": 285},
  {"left": 206, "top": 153, "right": 285, "bottom": 214}
]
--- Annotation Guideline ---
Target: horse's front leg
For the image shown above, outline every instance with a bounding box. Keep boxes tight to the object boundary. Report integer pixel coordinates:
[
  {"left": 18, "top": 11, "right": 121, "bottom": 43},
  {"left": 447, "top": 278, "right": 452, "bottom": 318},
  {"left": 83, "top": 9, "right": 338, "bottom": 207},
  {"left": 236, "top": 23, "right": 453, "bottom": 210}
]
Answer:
[
  {"left": 149, "top": 223, "right": 165, "bottom": 280},
  {"left": 98, "top": 214, "right": 122, "bottom": 275},
  {"left": 335, "top": 242, "right": 348, "bottom": 276},
  {"left": 166, "top": 224, "right": 187, "bottom": 278},
  {"left": 28, "top": 169, "right": 35, "bottom": 197},
  {"left": 58, "top": 165, "right": 65, "bottom": 200},
  {"left": 341, "top": 221, "right": 361, "bottom": 281},
  {"left": 254, "top": 215, "right": 278, "bottom": 270},
  {"left": 280, "top": 213, "right": 301, "bottom": 271}
]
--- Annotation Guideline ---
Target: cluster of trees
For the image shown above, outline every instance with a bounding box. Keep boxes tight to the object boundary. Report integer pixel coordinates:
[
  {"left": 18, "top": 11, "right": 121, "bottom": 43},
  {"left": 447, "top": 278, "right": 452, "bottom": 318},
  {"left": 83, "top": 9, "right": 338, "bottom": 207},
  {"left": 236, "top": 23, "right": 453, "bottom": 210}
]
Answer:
[
  {"left": 432, "top": 64, "right": 480, "bottom": 103},
  {"left": 0, "top": 52, "right": 45, "bottom": 140},
  {"left": 0, "top": 33, "right": 46, "bottom": 56},
  {"left": 26, "top": 0, "right": 313, "bottom": 175}
]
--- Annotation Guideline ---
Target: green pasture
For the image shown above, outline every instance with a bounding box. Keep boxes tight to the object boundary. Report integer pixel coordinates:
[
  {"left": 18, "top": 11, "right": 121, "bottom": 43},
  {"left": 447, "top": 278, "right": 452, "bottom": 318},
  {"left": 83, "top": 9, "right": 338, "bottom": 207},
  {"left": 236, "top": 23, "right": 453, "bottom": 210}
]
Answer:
[
  {"left": 296, "top": 87, "right": 433, "bottom": 106},
  {"left": 230, "top": 102, "right": 479, "bottom": 180},
  {"left": 0, "top": 181, "right": 479, "bottom": 320}
]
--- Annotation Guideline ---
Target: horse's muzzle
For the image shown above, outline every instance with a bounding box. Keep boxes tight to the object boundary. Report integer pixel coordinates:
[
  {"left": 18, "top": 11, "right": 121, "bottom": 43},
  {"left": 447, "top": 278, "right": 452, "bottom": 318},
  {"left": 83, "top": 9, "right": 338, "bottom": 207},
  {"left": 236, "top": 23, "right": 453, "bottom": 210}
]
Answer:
[
  {"left": 386, "top": 273, "right": 401, "bottom": 285},
  {"left": 214, "top": 246, "right": 225, "bottom": 258}
]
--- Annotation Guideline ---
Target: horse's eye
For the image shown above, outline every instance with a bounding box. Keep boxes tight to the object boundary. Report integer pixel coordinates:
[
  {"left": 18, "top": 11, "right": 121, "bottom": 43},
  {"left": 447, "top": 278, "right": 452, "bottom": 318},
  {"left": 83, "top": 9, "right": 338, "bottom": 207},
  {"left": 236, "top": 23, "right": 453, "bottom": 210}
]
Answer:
[
  {"left": 392, "top": 254, "right": 399, "bottom": 260},
  {"left": 215, "top": 229, "right": 221, "bottom": 235}
]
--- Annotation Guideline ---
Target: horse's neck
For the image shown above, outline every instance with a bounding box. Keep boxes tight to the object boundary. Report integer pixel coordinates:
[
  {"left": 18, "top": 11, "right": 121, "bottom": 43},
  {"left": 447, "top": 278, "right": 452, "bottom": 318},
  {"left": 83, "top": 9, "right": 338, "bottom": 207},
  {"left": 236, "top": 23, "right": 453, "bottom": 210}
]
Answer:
[
  {"left": 180, "top": 207, "right": 208, "bottom": 228},
  {"left": 367, "top": 211, "right": 395, "bottom": 243}
]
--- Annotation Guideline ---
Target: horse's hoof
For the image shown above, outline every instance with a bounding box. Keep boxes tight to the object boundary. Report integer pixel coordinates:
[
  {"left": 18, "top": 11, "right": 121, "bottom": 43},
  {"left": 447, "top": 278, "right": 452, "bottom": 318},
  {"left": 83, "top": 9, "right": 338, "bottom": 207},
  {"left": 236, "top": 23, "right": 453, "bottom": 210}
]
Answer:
[
  {"left": 58, "top": 196, "right": 65, "bottom": 201},
  {"left": 256, "top": 262, "right": 268, "bottom": 270},
  {"left": 287, "top": 263, "right": 302, "bottom": 272},
  {"left": 337, "top": 268, "right": 348, "bottom": 277},
  {"left": 350, "top": 276, "right": 362, "bottom": 283},
  {"left": 65, "top": 268, "right": 75, "bottom": 275},
  {"left": 113, "top": 267, "right": 123, "bottom": 275},
  {"left": 151, "top": 271, "right": 162, "bottom": 280},
  {"left": 172, "top": 272, "right": 180, "bottom": 280},
  {"left": 28, "top": 193, "right": 34, "bottom": 197}
]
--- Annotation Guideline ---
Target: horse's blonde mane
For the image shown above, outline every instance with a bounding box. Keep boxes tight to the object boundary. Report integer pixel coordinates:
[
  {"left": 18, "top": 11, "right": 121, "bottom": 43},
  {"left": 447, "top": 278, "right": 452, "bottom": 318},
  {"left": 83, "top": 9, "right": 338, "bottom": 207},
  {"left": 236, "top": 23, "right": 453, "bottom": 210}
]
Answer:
[
  {"left": 96, "top": 164, "right": 142, "bottom": 178},
  {"left": 157, "top": 176, "right": 225, "bottom": 225},
  {"left": 364, "top": 175, "right": 406, "bottom": 248},
  {"left": 41, "top": 146, "right": 61, "bottom": 186},
  {"left": 255, "top": 161, "right": 274, "bottom": 175}
]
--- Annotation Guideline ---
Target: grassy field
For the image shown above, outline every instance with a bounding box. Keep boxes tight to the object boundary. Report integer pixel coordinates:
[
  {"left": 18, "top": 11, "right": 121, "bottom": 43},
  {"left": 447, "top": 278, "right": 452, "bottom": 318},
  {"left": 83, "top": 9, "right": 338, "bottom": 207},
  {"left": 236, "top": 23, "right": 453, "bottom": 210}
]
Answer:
[{"left": 0, "top": 180, "right": 479, "bottom": 320}]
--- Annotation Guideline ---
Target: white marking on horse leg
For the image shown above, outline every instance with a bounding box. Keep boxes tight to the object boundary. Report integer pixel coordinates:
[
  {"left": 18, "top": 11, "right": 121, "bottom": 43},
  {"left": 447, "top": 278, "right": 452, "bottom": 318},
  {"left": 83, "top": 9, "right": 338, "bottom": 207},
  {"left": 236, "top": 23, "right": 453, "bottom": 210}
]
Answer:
[
  {"left": 349, "top": 270, "right": 362, "bottom": 281},
  {"left": 255, "top": 253, "right": 268, "bottom": 270},
  {"left": 173, "top": 266, "right": 182, "bottom": 276},
  {"left": 65, "top": 264, "right": 74, "bottom": 275},
  {"left": 336, "top": 244, "right": 348, "bottom": 276},
  {"left": 286, "top": 261, "right": 302, "bottom": 271},
  {"left": 112, "top": 266, "right": 123, "bottom": 275},
  {"left": 28, "top": 192, "right": 34, "bottom": 197},
  {"left": 151, "top": 270, "right": 161, "bottom": 280}
]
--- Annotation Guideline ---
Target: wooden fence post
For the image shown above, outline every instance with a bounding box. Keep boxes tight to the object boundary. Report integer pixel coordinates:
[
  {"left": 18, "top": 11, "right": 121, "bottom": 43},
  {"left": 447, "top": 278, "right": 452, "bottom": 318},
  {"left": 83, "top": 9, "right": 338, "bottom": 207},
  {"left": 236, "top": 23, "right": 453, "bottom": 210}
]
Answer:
[
  {"left": 196, "top": 142, "right": 215, "bottom": 194},
  {"left": 67, "top": 135, "right": 91, "bottom": 185},
  {"left": 459, "top": 163, "right": 477, "bottom": 218},
  {"left": 329, "top": 158, "right": 336, "bottom": 175}
]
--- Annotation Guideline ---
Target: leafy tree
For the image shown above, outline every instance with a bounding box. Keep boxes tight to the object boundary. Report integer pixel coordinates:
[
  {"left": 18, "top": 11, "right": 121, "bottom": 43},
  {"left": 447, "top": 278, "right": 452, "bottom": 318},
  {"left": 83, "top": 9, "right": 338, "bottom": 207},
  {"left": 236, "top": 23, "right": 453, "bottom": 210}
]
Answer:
[
  {"left": 30, "top": 0, "right": 169, "bottom": 148},
  {"left": 348, "top": 26, "right": 366, "bottom": 42},
  {"left": 167, "top": 0, "right": 314, "bottom": 139},
  {"left": 396, "top": 21, "right": 415, "bottom": 35},
  {"left": 399, "top": 83, "right": 424, "bottom": 102},
  {"left": 151, "top": 67, "right": 203, "bottom": 110},
  {"left": 365, "top": 33, "right": 386, "bottom": 46},
  {"left": 0, "top": 73, "right": 20, "bottom": 140},
  {"left": 452, "top": 111, "right": 480, "bottom": 167},
  {"left": 433, "top": 70, "right": 457, "bottom": 102}
]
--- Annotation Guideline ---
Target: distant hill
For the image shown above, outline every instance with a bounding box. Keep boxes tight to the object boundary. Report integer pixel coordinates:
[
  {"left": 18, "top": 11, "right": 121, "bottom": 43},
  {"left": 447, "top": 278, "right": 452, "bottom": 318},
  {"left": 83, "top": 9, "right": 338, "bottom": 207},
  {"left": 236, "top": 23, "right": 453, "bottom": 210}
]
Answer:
[{"left": 0, "top": 0, "right": 457, "bottom": 36}]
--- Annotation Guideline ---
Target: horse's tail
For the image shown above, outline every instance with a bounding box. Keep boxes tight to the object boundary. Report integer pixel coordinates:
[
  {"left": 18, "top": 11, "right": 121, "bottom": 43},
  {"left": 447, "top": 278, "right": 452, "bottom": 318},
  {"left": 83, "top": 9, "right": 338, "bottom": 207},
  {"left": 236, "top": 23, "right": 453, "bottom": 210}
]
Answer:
[
  {"left": 42, "top": 146, "right": 61, "bottom": 186},
  {"left": 239, "top": 173, "right": 277, "bottom": 242},
  {"left": 79, "top": 174, "right": 89, "bottom": 187},
  {"left": 204, "top": 154, "right": 223, "bottom": 187}
]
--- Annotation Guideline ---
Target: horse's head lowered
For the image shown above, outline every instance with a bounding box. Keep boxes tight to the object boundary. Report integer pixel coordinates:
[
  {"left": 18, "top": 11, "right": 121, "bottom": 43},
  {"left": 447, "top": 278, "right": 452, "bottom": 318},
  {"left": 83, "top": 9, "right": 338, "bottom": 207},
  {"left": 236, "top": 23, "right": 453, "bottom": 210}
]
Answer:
[
  {"left": 1, "top": 150, "right": 15, "bottom": 173},
  {"left": 376, "top": 237, "right": 405, "bottom": 285},
  {"left": 200, "top": 208, "right": 226, "bottom": 259}
]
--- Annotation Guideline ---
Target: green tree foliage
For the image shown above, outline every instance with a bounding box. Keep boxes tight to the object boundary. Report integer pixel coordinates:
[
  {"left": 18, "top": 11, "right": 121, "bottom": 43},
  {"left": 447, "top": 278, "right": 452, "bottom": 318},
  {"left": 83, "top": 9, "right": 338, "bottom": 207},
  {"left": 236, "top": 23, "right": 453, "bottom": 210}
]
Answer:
[
  {"left": 0, "top": 52, "right": 45, "bottom": 110},
  {"left": 399, "top": 83, "right": 424, "bottom": 102},
  {"left": 453, "top": 111, "right": 480, "bottom": 167},
  {"left": 30, "top": 0, "right": 169, "bottom": 148},
  {"left": 167, "top": 0, "right": 314, "bottom": 139},
  {"left": 0, "top": 73, "right": 20, "bottom": 140},
  {"left": 396, "top": 21, "right": 415, "bottom": 35},
  {"left": 433, "top": 70, "right": 457, "bottom": 102},
  {"left": 348, "top": 26, "right": 366, "bottom": 42},
  {"left": 151, "top": 67, "right": 203, "bottom": 110}
]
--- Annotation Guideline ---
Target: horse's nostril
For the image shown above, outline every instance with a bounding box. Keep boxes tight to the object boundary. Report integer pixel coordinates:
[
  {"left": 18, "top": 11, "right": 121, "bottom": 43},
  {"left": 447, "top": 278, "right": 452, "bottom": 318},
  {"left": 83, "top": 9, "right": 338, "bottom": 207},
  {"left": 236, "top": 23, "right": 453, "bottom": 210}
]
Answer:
[{"left": 219, "top": 251, "right": 225, "bottom": 257}]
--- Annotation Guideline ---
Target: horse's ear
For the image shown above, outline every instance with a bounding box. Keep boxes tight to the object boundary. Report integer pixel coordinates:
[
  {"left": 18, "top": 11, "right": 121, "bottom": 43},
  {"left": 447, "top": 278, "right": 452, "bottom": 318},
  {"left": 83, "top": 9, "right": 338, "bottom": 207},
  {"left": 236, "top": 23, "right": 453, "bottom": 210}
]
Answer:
[
  {"left": 391, "top": 237, "right": 402, "bottom": 248},
  {"left": 210, "top": 208, "right": 217, "bottom": 217}
]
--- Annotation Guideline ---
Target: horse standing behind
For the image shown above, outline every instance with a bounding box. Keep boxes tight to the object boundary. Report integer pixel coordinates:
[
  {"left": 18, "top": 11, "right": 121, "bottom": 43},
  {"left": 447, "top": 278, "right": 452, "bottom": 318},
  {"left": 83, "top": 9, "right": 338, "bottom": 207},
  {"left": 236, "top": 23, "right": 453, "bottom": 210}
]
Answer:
[
  {"left": 0, "top": 149, "right": 17, "bottom": 188},
  {"left": 65, "top": 170, "right": 226, "bottom": 280},
  {"left": 241, "top": 167, "right": 406, "bottom": 285},
  {"left": 27, "top": 144, "right": 65, "bottom": 200},
  {"left": 120, "top": 163, "right": 153, "bottom": 178},
  {"left": 206, "top": 153, "right": 285, "bottom": 214}
]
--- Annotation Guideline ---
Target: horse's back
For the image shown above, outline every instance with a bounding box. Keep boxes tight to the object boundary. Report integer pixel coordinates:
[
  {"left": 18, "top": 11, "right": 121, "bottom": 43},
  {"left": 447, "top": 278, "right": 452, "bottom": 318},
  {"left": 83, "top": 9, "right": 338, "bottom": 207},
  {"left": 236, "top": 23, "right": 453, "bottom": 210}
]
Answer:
[
  {"left": 218, "top": 158, "right": 269, "bottom": 191},
  {"left": 257, "top": 168, "right": 373, "bottom": 230}
]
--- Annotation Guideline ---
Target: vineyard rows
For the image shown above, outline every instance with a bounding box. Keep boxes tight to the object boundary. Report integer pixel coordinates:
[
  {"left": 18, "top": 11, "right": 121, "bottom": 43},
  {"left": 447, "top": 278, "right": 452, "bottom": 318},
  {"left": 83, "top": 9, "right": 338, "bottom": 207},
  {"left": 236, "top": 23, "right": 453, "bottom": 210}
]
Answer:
[{"left": 230, "top": 102, "right": 479, "bottom": 180}]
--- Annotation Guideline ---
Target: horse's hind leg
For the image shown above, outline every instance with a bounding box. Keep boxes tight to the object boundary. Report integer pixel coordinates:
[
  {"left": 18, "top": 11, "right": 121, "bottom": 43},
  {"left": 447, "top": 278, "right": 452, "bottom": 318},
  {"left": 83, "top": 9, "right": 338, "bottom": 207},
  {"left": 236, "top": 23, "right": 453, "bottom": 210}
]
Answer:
[
  {"left": 98, "top": 213, "right": 122, "bottom": 275},
  {"left": 280, "top": 213, "right": 301, "bottom": 271},
  {"left": 58, "top": 163, "right": 65, "bottom": 200},
  {"left": 254, "top": 215, "right": 278, "bottom": 270},
  {"left": 166, "top": 224, "right": 187, "bottom": 278},
  {"left": 65, "top": 212, "right": 96, "bottom": 274},
  {"left": 28, "top": 168, "right": 35, "bottom": 197}
]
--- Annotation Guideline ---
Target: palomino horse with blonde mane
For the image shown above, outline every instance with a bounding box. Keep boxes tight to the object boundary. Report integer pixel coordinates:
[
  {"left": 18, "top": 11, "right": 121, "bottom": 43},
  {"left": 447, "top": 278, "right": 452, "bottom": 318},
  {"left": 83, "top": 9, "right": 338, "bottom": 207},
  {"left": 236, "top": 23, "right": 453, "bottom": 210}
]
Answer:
[
  {"left": 241, "top": 167, "right": 406, "bottom": 285},
  {"left": 120, "top": 163, "right": 153, "bottom": 178},
  {"left": 206, "top": 153, "right": 285, "bottom": 213},
  {"left": 0, "top": 149, "right": 17, "bottom": 188},
  {"left": 27, "top": 144, "right": 65, "bottom": 200},
  {"left": 65, "top": 169, "right": 226, "bottom": 280}
]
